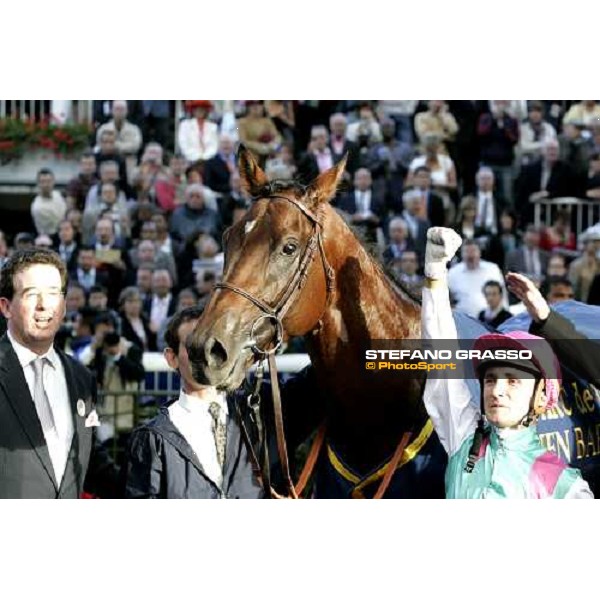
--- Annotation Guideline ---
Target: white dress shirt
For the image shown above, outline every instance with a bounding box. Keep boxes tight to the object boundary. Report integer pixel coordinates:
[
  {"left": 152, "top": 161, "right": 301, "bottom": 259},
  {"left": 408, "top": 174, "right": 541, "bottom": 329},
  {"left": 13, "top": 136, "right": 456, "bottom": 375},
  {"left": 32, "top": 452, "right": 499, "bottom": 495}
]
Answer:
[
  {"left": 77, "top": 267, "right": 96, "bottom": 291},
  {"left": 448, "top": 260, "right": 507, "bottom": 318},
  {"left": 168, "top": 389, "right": 228, "bottom": 487},
  {"left": 355, "top": 189, "right": 373, "bottom": 217},
  {"left": 475, "top": 191, "right": 497, "bottom": 233},
  {"left": 8, "top": 332, "right": 73, "bottom": 485},
  {"left": 158, "top": 236, "right": 174, "bottom": 256},
  {"left": 150, "top": 293, "right": 172, "bottom": 332},
  {"left": 314, "top": 148, "right": 333, "bottom": 173},
  {"left": 524, "top": 247, "right": 542, "bottom": 278}
]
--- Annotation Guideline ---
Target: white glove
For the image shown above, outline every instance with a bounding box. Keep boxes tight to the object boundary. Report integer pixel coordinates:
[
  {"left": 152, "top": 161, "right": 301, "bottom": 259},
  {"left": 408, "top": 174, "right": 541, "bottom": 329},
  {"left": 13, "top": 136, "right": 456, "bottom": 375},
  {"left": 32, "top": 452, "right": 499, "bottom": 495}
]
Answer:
[{"left": 424, "top": 227, "right": 463, "bottom": 280}]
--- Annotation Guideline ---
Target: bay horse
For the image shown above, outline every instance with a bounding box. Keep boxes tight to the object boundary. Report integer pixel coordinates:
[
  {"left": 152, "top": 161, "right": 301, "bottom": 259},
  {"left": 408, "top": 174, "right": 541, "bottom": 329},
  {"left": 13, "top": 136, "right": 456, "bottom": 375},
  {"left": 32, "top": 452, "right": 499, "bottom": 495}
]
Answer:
[{"left": 187, "top": 146, "right": 447, "bottom": 498}]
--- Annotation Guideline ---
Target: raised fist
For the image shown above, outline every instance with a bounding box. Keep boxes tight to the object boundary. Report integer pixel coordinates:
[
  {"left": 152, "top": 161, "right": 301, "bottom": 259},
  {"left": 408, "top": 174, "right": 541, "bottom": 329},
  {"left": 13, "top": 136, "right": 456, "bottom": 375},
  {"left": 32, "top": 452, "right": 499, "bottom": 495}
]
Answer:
[{"left": 424, "top": 227, "right": 463, "bottom": 280}]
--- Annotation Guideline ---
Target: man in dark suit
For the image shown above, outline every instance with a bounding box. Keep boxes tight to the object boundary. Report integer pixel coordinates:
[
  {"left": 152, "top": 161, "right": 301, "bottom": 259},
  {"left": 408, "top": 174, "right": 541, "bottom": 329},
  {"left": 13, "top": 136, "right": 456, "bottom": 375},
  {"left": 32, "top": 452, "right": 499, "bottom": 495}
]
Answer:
[
  {"left": 122, "top": 307, "right": 325, "bottom": 498},
  {"left": 142, "top": 269, "right": 178, "bottom": 336},
  {"left": 53, "top": 219, "right": 80, "bottom": 275},
  {"left": 123, "top": 306, "right": 263, "bottom": 498},
  {"left": 328, "top": 113, "right": 360, "bottom": 175},
  {"left": 382, "top": 217, "right": 415, "bottom": 264},
  {"left": 203, "top": 134, "right": 236, "bottom": 196},
  {"left": 337, "top": 168, "right": 386, "bottom": 244},
  {"left": 400, "top": 189, "right": 430, "bottom": 265},
  {"left": 70, "top": 246, "right": 109, "bottom": 292},
  {"left": 411, "top": 166, "right": 446, "bottom": 227},
  {"left": 478, "top": 280, "right": 513, "bottom": 328},
  {"left": 90, "top": 218, "right": 133, "bottom": 307},
  {"left": 0, "top": 248, "right": 118, "bottom": 498},
  {"left": 505, "top": 225, "right": 549, "bottom": 281},
  {"left": 516, "top": 139, "right": 574, "bottom": 226},
  {"left": 297, "top": 126, "right": 334, "bottom": 184}
]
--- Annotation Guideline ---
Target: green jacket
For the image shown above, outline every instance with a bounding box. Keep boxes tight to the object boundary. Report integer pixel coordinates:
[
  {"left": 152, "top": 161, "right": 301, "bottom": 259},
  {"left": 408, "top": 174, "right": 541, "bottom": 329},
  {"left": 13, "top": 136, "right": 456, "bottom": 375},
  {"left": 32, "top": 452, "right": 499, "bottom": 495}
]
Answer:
[{"left": 446, "top": 425, "right": 586, "bottom": 499}]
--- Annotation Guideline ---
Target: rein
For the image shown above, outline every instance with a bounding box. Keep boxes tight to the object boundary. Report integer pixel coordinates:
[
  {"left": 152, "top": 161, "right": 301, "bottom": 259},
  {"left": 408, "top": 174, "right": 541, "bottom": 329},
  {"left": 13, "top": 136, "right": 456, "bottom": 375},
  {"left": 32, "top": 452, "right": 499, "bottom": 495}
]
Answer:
[{"left": 214, "top": 194, "right": 333, "bottom": 498}]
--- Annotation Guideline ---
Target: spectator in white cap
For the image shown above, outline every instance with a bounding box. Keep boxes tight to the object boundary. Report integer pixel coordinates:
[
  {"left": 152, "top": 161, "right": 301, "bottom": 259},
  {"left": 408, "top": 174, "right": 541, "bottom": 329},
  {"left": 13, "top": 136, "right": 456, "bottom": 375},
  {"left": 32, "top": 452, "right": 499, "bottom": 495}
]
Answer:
[{"left": 568, "top": 226, "right": 600, "bottom": 302}]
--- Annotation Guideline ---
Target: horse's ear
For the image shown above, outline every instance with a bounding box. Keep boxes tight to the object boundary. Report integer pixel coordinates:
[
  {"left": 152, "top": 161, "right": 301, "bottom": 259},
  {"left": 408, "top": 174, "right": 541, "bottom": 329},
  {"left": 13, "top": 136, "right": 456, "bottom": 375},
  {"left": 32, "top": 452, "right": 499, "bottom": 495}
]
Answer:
[
  {"left": 237, "top": 143, "right": 269, "bottom": 198},
  {"left": 307, "top": 154, "right": 347, "bottom": 206}
]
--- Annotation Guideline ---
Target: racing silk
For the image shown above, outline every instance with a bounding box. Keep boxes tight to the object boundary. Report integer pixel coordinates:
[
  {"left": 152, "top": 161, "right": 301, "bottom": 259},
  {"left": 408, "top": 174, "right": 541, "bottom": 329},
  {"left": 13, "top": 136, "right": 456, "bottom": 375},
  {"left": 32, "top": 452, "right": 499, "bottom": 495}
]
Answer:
[
  {"left": 421, "top": 279, "right": 593, "bottom": 499},
  {"left": 446, "top": 425, "right": 585, "bottom": 498}
]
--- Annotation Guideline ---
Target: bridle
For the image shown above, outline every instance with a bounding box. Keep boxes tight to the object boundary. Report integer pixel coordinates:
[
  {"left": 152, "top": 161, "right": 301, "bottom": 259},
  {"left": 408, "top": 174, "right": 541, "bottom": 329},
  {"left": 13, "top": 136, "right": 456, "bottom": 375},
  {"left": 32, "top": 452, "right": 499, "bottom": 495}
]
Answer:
[
  {"left": 214, "top": 194, "right": 336, "bottom": 354},
  {"left": 213, "top": 193, "right": 335, "bottom": 498}
]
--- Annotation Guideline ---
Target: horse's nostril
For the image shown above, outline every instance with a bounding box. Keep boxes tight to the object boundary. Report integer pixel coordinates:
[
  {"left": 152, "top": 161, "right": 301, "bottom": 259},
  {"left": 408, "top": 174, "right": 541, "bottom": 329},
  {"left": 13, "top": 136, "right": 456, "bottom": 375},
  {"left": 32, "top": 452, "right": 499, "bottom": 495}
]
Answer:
[{"left": 207, "top": 337, "right": 228, "bottom": 369}]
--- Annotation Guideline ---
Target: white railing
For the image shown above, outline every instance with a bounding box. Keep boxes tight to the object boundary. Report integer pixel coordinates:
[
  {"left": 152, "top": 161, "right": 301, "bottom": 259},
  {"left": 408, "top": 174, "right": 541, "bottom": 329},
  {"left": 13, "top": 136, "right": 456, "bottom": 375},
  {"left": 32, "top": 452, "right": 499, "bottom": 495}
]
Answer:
[
  {"left": 532, "top": 196, "right": 600, "bottom": 240},
  {"left": 0, "top": 100, "right": 93, "bottom": 124},
  {"left": 141, "top": 352, "right": 311, "bottom": 396},
  {"left": 143, "top": 352, "right": 311, "bottom": 373}
]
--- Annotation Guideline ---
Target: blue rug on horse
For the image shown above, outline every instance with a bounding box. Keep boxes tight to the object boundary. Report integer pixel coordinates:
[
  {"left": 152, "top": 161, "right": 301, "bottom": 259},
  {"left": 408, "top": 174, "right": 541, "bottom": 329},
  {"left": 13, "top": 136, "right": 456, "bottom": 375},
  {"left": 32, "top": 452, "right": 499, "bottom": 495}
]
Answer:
[
  {"left": 498, "top": 301, "right": 600, "bottom": 494},
  {"left": 312, "top": 305, "right": 600, "bottom": 498}
]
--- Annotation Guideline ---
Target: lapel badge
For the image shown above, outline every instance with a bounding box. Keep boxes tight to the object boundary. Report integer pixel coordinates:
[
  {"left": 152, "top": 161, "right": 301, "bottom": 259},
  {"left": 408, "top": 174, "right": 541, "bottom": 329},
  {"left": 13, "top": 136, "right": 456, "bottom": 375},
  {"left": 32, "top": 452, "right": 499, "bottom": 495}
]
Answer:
[
  {"left": 77, "top": 399, "right": 86, "bottom": 417},
  {"left": 85, "top": 409, "right": 100, "bottom": 428}
]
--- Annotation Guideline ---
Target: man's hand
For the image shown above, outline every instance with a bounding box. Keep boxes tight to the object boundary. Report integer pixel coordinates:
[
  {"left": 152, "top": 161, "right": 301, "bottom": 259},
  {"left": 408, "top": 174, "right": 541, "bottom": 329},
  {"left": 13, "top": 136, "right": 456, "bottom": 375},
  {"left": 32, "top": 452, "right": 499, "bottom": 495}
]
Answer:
[
  {"left": 505, "top": 272, "right": 550, "bottom": 322},
  {"left": 424, "top": 227, "right": 462, "bottom": 280}
]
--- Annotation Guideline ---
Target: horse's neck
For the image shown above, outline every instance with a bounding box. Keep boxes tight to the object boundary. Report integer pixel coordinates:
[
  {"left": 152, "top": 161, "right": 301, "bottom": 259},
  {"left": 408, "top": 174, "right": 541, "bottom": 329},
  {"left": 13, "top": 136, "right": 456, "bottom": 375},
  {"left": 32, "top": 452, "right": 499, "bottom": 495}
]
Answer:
[
  {"left": 310, "top": 211, "right": 421, "bottom": 367},
  {"left": 305, "top": 214, "right": 427, "bottom": 468}
]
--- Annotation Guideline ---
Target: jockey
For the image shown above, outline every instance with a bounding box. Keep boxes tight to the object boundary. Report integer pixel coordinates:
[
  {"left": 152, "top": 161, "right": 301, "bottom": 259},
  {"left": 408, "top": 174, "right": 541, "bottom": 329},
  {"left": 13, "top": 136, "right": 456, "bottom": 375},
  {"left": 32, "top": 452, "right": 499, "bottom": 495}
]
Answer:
[{"left": 422, "top": 227, "right": 593, "bottom": 498}]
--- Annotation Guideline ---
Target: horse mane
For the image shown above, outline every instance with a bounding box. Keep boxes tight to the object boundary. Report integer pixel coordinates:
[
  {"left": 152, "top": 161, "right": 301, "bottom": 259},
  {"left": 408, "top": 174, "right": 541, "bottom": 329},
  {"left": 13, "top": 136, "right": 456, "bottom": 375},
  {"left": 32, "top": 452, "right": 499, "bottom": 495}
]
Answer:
[
  {"left": 255, "top": 177, "right": 422, "bottom": 308},
  {"left": 344, "top": 215, "right": 422, "bottom": 307},
  {"left": 251, "top": 178, "right": 309, "bottom": 200}
]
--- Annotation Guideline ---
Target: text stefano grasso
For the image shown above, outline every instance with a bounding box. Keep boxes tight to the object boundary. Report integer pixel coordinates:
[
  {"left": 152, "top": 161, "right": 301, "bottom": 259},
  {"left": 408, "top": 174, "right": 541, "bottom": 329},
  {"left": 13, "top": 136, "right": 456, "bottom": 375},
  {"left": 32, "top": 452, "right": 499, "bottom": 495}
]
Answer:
[{"left": 365, "top": 349, "right": 533, "bottom": 361}]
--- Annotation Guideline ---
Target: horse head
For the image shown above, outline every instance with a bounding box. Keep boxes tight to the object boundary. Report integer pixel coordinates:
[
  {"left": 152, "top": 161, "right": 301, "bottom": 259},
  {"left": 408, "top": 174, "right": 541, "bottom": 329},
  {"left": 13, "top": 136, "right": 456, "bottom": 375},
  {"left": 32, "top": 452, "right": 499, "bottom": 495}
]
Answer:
[{"left": 187, "top": 145, "right": 347, "bottom": 390}]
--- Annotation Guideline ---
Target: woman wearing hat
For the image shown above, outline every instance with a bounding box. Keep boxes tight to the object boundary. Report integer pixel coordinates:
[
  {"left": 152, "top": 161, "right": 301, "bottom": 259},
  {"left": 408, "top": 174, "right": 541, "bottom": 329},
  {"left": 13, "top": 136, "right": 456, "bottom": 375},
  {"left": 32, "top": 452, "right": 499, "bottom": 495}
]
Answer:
[
  {"left": 237, "top": 101, "right": 282, "bottom": 164},
  {"left": 422, "top": 227, "right": 592, "bottom": 498},
  {"left": 177, "top": 101, "right": 219, "bottom": 163}
]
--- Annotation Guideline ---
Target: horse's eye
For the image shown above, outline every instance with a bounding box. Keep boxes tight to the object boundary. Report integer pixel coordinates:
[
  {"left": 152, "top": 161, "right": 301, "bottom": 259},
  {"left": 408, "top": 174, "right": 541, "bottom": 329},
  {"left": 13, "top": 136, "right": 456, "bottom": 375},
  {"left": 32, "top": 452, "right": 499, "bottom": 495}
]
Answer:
[{"left": 282, "top": 241, "right": 298, "bottom": 256}]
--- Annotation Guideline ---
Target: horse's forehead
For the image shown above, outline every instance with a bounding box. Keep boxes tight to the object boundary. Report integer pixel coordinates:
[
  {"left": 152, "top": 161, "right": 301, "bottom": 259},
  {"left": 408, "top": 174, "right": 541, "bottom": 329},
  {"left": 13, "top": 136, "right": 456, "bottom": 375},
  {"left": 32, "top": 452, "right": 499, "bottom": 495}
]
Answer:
[{"left": 244, "top": 197, "right": 305, "bottom": 235}]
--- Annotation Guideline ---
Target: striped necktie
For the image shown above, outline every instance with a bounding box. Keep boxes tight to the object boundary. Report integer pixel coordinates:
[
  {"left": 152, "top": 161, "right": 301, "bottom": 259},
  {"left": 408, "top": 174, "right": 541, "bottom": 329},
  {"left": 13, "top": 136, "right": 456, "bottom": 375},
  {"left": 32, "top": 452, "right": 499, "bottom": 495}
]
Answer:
[{"left": 208, "top": 402, "right": 226, "bottom": 470}]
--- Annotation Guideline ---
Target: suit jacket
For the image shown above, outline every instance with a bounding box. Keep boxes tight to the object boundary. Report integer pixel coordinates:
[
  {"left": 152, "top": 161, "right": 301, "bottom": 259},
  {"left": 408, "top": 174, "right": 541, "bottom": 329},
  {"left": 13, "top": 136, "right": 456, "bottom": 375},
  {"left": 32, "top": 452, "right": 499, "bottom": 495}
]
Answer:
[
  {"left": 337, "top": 189, "right": 386, "bottom": 220},
  {"left": 89, "top": 241, "right": 133, "bottom": 306},
  {"left": 121, "top": 366, "right": 325, "bottom": 498},
  {"left": 504, "top": 247, "right": 549, "bottom": 276},
  {"left": 529, "top": 310, "right": 600, "bottom": 389},
  {"left": 120, "top": 314, "right": 157, "bottom": 352},
  {"left": 477, "top": 308, "right": 513, "bottom": 329},
  {"left": 71, "top": 267, "right": 111, "bottom": 292},
  {"left": 516, "top": 160, "right": 574, "bottom": 206},
  {"left": 425, "top": 191, "right": 446, "bottom": 227},
  {"left": 329, "top": 139, "right": 360, "bottom": 174},
  {"left": 52, "top": 241, "right": 80, "bottom": 275},
  {"left": 382, "top": 239, "right": 416, "bottom": 264},
  {"left": 203, "top": 154, "right": 233, "bottom": 195},
  {"left": 516, "top": 160, "right": 577, "bottom": 224},
  {"left": 0, "top": 335, "right": 118, "bottom": 498},
  {"left": 297, "top": 140, "right": 360, "bottom": 184},
  {"left": 401, "top": 213, "right": 430, "bottom": 262},
  {"left": 142, "top": 295, "right": 178, "bottom": 322},
  {"left": 122, "top": 400, "right": 263, "bottom": 498}
]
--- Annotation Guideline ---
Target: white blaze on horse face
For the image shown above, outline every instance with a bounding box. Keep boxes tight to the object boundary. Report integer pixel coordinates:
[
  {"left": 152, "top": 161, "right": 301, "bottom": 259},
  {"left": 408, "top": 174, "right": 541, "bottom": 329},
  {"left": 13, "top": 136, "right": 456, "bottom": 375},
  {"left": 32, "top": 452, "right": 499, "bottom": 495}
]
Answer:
[{"left": 244, "top": 220, "right": 257, "bottom": 235}]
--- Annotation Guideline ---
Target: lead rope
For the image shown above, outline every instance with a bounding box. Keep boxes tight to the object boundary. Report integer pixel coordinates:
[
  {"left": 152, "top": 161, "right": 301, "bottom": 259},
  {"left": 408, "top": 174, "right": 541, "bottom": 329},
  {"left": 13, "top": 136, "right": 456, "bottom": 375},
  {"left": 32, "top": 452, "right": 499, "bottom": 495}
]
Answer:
[{"left": 267, "top": 352, "right": 298, "bottom": 499}]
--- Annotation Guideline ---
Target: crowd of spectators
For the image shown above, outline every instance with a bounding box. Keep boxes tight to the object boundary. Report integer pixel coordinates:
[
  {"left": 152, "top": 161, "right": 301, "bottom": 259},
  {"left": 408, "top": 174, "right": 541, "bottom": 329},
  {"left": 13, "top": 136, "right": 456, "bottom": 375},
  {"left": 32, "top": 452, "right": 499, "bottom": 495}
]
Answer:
[{"left": 2, "top": 99, "right": 600, "bottom": 437}]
